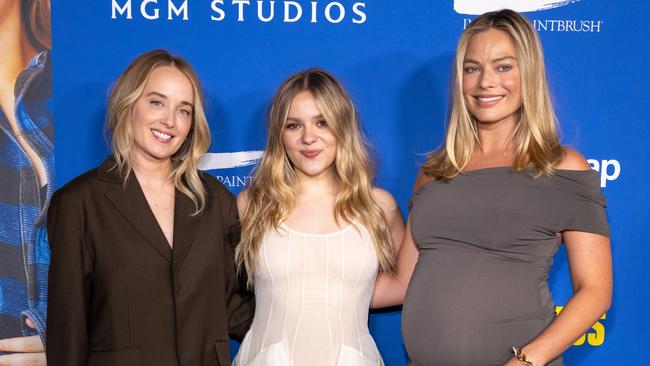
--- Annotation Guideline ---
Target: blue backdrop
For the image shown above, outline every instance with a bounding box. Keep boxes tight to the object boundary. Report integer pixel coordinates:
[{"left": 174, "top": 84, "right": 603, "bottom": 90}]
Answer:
[{"left": 52, "top": 1, "right": 649, "bottom": 364}]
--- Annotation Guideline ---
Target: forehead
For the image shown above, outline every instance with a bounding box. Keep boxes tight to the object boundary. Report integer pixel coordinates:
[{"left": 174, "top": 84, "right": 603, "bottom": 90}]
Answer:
[
  {"left": 464, "top": 28, "right": 516, "bottom": 60},
  {"left": 287, "top": 90, "right": 322, "bottom": 117},
  {"left": 142, "top": 65, "right": 194, "bottom": 98}
]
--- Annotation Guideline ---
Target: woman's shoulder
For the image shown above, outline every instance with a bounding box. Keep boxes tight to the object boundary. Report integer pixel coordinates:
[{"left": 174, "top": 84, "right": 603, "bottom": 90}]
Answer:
[
  {"left": 371, "top": 187, "right": 398, "bottom": 214},
  {"left": 555, "top": 147, "right": 591, "bottom": 171},
  {"left": 413, "top": 170, "right": 436, "bottom": 193},
  {"left": 543, "top": 148, "right": 603, "bottom": 197},
  {"left": 200, "top": 171, "right": 233, "bottom": 196},
  {"left": 55, "top": 159, "right": 114, "bottom": 197}
]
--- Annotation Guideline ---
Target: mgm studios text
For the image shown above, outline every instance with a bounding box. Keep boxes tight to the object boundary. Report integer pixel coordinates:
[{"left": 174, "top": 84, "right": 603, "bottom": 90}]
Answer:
[{"left": 112, "top": 0, "right": 368, "bottom": 24}]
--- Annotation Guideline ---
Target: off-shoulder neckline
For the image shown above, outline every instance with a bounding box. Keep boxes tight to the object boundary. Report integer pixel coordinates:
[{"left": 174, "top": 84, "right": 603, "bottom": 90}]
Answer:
[
  {"left": 411, "top": 167, "right": 599, "bottom": 196},
  {"left": 461, "top": 166, "right": 596, "bottom": 175}
]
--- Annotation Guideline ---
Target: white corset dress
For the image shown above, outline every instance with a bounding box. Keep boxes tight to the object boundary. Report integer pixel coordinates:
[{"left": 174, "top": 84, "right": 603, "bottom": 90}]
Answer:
[{"left": 233, "top": 223, "right": 383, "bottom": 366}]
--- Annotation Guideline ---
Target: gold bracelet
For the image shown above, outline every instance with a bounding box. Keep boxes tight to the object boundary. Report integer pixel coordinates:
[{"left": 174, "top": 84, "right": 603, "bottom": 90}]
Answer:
[{"left": 512, "top": 347, "right": 535, "bottom": 366}]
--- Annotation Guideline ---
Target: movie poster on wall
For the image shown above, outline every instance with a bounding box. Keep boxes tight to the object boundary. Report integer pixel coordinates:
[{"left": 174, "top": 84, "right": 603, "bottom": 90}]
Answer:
[{"left": 0, "top": 0, "right": 52, "bottom": 364}]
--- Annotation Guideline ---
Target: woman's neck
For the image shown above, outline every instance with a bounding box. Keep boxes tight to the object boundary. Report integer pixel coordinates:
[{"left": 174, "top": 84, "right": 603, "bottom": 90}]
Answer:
[
  {"left": 468, "top": 116, "right": 518, "bottom": 168},
  {"left": 475, "top": 116, "right": 517, "bottom": 156},
  {"left": 295, "top": 171, "right": 339, "bottom": 198},
  {"left": 131, "top": 156, "right": 174, "bottom": 189}
]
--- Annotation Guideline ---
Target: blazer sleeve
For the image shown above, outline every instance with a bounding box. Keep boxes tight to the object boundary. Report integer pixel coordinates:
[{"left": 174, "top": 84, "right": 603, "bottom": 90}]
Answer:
[
  {"left": 222, "top": 192, "right": 255, "bottom": 341},
  {"left": 46, "top": 189, "right": 92, "bottom": 366}
]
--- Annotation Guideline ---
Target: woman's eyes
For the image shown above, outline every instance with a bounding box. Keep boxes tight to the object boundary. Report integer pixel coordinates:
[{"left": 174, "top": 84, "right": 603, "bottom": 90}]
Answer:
[
  {"left": 285, "top": 120, "right": 328, "bottom": 129},
  {"left": 149, "top": 100, "right": 192, "bottom": 116},
  {"left": 464, "top": 64, "right": 513, "bottom": 73}
]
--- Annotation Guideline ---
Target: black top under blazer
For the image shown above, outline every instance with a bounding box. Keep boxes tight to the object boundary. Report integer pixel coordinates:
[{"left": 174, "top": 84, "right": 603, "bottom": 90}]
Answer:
[{"left": 46, "top": 158, "right": 254, "bottom": 366}]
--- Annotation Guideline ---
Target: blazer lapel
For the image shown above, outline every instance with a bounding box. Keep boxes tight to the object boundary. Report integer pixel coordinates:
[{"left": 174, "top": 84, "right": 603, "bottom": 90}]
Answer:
[
  {"left": 103, "top": 168, "right": 173, "bottom": 263},
  {"left": 171, "top": 189, "right": 203, "bottom": 272}
]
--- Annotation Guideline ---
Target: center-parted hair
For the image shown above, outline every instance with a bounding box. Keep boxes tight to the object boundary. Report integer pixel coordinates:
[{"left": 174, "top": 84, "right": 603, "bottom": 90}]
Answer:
[
  {"left": 422, "top": 9, "right": 563, "bottom": 180},
  {"left": 236, "top": 68, "right": 395, "bottom": 287},
  {"left": 106, "top": 49, "right": 211, "bottom": 214}
]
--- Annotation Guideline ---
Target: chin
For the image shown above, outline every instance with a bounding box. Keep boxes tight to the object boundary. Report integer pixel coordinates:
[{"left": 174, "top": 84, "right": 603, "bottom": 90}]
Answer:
[
  {"left": 294, "top": 164, "right": 330, "bottom": 178},
  {"left": 301, "top": 169, "right": 326, "bottom": 177},
  {"left": 146, "top": 150, "right": 176, "bottom": 162},
  {"left": 474, "top": 112, "right": 510, "bottom": 124}
]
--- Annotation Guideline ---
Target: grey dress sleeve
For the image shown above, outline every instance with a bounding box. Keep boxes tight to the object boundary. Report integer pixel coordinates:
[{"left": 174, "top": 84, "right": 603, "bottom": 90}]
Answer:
[{"left": 556, "top": 169, "right": 610, "bottom": 237}]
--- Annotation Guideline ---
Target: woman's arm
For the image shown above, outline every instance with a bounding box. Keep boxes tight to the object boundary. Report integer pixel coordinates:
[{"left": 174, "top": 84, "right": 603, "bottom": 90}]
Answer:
[
  {"left": 504, "top": 149, "right": 613, "bottom": 366},
  {"left": 370, "top": 171, "right": 433, "bottom": 308},
  {"left": 224, "top": 190, "right": 255, "bottom": 341},
  {"left": 504, "top": 231, "right": 612, "bottom": 366},
  {"left": 371, "top": 187, "right": 405, "bottom": 255},
  {"left": 370, "top": 215, "right": 418, "bottom": 308},
  {"left": 45, "top": 189, "right": 92, "bottom": 366},
  {"left": 370, "top": 171, "right": 433, "bottom": 309}
]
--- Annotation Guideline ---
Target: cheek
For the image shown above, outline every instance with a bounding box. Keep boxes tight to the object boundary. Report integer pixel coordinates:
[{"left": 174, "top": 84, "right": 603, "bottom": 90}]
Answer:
[
  {"left": 130, "top": 106, "right": 159, "bottom": 131},
  {"left": 504, "top": 78, "right": 522, "bottom": 107},
  {"left": 130, "top": 116, "right": 146, "bottom": 139},
  {"left": 281, "top": 130, "right": 294, "bottom": 150},
  {"left": 502, "top": 78, "right": 517, "bottom": 90},
  {"left": 130, "top": 108, "right": 142, "bottom": 129},
  {"left": 177, "top": 118, "right": 193, "bottom": 139},
  {"left": 461, "top": 79, "right": 471, "bottom": 93},
  {"left": 282, "top": 142, "right": 301, "bottom": 167},
  {"left": 461, "top": 77, "right": 476, "bottom": 102},
  {"left": 502, "top": 72, "right": 520, "bottom": 94},
  {"left": 323, "top": 131, "right": 337, "bottom": 146}
]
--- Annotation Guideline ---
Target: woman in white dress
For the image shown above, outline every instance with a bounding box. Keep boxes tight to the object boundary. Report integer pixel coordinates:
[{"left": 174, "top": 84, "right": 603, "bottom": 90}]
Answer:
[{"left": 233, "top": 68, "right": 404, "bottom": 366}]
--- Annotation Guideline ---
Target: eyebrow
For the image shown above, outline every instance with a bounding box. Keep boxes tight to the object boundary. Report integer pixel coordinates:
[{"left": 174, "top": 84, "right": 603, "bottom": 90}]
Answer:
[
  {"left": 145, "top": 91, "right": 194, "bottom": 108},
  {"left": 464, "top": 55, "right": 517, "bottom": 64},
  {"left": 286, "top": 114, "right": 325, "bottom": 122}
]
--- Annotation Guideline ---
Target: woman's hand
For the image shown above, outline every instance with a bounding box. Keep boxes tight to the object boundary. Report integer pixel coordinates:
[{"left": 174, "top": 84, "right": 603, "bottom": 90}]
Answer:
[{"left": 0, "top": 319, "right": 46, "bottom": 366}]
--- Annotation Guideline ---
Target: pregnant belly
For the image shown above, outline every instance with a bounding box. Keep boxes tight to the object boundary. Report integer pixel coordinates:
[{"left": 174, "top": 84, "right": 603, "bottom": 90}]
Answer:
[{"left": 401, "top": 250, "right": 552, "bottom": 366}]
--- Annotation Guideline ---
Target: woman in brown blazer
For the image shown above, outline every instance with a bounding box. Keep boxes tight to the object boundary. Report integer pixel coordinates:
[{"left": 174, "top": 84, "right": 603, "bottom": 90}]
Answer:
[{"left": 46, "top": 50, "right": 253, "bottom": 366}]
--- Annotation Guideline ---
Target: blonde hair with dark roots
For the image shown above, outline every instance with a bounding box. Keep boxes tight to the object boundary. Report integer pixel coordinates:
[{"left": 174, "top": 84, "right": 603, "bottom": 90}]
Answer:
[
  {"left": 22, "top": 0, "right": 51, "bottom": 50},
  {"left": 236, "top": 68, "right": 395, "bottom": 287},
  {"left": 422, "top": 9, "right": 563, "bottom": 180},
  {"left": 107, "top": 49, "right": 211, "bottom": 214}
]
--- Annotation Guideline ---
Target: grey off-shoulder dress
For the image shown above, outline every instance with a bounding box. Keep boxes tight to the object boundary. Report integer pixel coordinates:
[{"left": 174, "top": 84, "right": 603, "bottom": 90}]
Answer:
[{"left": 402, "top": 167, "right": 609, "bottom": 366}]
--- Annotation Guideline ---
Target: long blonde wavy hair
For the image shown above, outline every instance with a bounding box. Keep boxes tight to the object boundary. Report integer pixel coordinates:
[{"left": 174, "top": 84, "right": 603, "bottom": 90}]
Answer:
[
  {"left": 422, "top": 9, "right": 563, "bottom": 180},
  {"left": 106, "top": 49, "right": 211, "bottom": 214},
  {"left": 236, "top": 68, "right": 395, "bottom": 287}
]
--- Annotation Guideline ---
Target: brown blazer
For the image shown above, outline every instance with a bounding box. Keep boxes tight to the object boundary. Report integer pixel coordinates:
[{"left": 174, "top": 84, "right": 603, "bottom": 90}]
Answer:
[{"left": 46, "top": 158, "right": 254, "bottom": 366}]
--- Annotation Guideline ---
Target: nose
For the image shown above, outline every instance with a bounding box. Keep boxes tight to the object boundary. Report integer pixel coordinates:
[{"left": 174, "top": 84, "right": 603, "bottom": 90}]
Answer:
[
  {"left": 161, "top": 109, "right": 175, "bottom": 129},
  {"left": 301, "top": 124, "right": 317, "bottom": 145},
  {"left": 479, "top": 68, "right": 497, "bottom": 89}
]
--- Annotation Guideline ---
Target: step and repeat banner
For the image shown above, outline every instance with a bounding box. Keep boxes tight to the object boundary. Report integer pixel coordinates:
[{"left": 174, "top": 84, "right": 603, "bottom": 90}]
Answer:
[{"left": 1, "top": 0, "right": 647, "bottom": 364}]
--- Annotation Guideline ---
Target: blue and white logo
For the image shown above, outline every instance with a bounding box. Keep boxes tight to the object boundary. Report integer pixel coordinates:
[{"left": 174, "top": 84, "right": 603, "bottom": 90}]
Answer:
[
  {"left": 199, "top": 151, "right": 263, "bottom": 170},
  {"left": 454, "top": 0, "right": 579, "bottom": 15}
]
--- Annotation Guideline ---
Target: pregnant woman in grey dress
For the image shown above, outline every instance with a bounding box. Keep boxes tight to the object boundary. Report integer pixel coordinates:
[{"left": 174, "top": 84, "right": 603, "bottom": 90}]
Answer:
[{"left": 371, "top": 9, "right": 612, "bottom": 366}]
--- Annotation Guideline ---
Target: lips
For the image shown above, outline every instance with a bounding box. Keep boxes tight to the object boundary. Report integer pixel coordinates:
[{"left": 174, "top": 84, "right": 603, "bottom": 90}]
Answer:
[
  {"left": 151, "top": 129, "right": 173, "bottom": 143},
  {"left": 301, "top": 150, "right": 321, "bottom": 159},
  {"left": 475, "top": 95, "right": 504, "bottom": 107}
]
